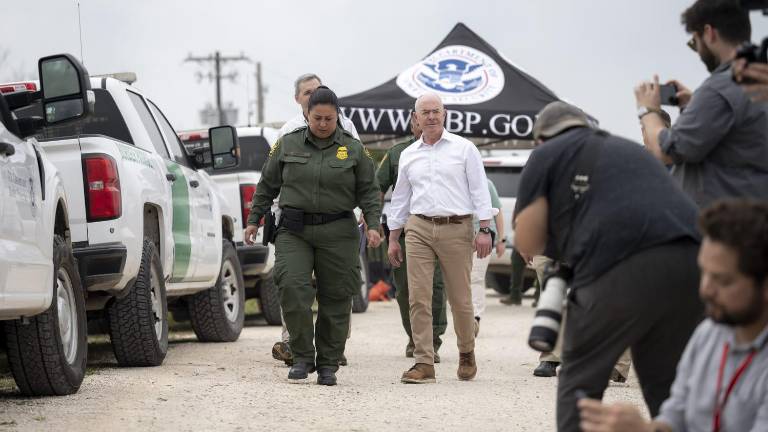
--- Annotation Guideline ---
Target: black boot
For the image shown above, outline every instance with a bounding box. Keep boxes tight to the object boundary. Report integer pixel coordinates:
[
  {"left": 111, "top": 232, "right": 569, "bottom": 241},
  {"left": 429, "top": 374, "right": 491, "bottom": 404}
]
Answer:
[
  {"left": 288, "top": 362, "right": 315, "bottom": 380},
  {"left": 533, "top": 361, "right": 559, "bottom": 377},
  {"left": 317, "top": 367, "right": 337, "bottom": 386}
]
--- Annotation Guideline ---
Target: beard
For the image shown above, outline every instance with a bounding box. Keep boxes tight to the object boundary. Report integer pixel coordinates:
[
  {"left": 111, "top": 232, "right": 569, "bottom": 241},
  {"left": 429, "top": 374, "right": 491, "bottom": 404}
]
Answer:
[
  {"left": 699, "top": 43, "right": 721, "bottom": 73},
  {"left": 706, "top": 291, "right": 765, "bottom": 326}
]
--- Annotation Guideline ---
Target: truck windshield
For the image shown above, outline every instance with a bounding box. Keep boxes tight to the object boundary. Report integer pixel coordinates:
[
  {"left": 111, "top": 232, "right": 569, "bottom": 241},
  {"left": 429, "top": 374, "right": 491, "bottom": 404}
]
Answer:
[
  {"left": 13, "top": 89, "right": 133, "bottom": 144},
  {"left": 182, "top": 135, "right": 270, "bottom": 174},
  {"left": 484, "top": 166, "right": 523, "bottom": 198}
]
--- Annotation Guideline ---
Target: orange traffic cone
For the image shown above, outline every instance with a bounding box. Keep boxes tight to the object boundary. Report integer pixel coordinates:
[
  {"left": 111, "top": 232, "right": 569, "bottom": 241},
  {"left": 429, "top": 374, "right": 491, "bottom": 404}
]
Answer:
[{"left": 368, "top": 280, "right": 391, "bottom": 301}]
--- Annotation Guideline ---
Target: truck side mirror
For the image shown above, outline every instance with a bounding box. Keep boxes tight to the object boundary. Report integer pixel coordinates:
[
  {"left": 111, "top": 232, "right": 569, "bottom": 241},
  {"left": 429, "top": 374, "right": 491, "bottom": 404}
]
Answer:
[
  {"left": 38, "top": 54, "right": 92, "bottom": 125},
  {"left": 208, "top": 125, "right": 239, "bottom": 170}
]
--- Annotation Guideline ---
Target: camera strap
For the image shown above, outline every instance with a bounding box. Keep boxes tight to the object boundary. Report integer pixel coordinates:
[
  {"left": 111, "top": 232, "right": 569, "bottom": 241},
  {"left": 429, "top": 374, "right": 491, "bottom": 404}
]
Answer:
[{"left": 555, "top": 130, "right": 608, "bottom": 264}]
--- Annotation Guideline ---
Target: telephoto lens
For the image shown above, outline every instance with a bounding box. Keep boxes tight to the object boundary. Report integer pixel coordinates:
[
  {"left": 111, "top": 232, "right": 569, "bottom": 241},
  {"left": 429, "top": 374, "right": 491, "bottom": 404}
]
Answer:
[{"left": 528, "top": 264, "right": 571, "bottom": 352}]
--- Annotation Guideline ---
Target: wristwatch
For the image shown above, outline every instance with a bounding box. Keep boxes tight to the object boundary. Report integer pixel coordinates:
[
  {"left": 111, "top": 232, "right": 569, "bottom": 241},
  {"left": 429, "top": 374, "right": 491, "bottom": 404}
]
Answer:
[
  {"left": 478, "top": 227, "right": 492, "bottom": 235},
  {"left": 637, "top": 106, "right": 663, "bottom": 120}
]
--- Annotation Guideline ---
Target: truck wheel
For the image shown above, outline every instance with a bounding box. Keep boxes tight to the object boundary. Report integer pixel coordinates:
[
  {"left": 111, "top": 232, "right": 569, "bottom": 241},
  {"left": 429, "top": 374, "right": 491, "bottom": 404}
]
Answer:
[
  {"left": 188, "top": 241, "right": 245, "bottom": 342},
  {"left": 258, "top": 271, "right": 282, "bottom": 326},
  {"left": 4, "top": 235, "right": 87, "bottom": 396},
  {"left": 107, "top": 239, "right": 168, "bottom": 366},
  {"left": 352, "top": 254, "right": 371, "bottom": 313}
]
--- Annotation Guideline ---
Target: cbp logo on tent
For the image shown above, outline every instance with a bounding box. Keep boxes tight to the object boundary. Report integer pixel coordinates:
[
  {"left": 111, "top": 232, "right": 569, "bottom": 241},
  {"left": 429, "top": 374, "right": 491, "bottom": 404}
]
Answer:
[{"left": 396, "top": 45, "right": 505, "bottom": 105}]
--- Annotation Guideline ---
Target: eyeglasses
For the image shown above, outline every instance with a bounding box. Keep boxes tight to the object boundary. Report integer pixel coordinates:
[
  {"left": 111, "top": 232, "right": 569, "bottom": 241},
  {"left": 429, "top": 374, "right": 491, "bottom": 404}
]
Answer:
[{"left": 687, "top": 35, "right": 697, "bottom": 52}]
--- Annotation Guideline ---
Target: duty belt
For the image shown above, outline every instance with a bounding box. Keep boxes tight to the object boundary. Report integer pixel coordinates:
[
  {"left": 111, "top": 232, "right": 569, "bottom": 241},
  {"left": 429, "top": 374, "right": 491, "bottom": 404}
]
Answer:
[
  {"left": 303, "top": 211, "right": 353, "bottom": 225},
  {"left": 415, "top": 214, "right": 471, "bottom": 225}
]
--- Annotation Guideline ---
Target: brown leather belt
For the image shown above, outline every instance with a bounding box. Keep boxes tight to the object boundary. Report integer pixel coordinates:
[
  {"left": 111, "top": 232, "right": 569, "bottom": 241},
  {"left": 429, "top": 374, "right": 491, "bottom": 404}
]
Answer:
[{"left": 415, "top": 214, "right": 471, "bottom": 225}]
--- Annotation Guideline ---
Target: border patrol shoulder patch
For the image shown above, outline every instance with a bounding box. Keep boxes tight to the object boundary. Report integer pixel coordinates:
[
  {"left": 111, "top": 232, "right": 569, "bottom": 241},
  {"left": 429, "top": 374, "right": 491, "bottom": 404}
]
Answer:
[{"left": 269, "top": 139, "right": 282, "bottom": 157}]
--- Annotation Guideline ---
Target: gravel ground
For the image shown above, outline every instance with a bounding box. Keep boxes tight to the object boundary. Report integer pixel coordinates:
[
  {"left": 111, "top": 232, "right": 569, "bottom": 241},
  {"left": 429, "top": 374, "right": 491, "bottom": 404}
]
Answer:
[{"left": 0, "top": 291, "right": 647, "bottom": 431}]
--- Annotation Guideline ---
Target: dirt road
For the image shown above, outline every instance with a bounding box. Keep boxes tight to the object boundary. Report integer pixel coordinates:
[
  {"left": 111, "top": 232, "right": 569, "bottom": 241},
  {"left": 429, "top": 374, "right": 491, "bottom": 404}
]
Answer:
[{"left": 0, "top": 292, "right": 647, "bottom": 431}]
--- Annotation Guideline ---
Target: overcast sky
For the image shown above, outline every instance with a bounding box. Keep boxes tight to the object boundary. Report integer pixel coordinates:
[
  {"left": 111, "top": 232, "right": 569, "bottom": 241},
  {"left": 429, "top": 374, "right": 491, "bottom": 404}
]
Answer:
[{"left": 2, "top": 0, "right": 766, "bottom": 142}]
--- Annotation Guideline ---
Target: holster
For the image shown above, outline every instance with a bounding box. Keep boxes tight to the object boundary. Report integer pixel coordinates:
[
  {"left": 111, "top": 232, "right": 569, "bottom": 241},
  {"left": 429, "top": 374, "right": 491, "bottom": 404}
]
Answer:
[
  {"left": 262, "top": 211, "right": 278, "bottom": 246},
  {"left": 281, "top": 206, "right": 305, "bottom": 233}
]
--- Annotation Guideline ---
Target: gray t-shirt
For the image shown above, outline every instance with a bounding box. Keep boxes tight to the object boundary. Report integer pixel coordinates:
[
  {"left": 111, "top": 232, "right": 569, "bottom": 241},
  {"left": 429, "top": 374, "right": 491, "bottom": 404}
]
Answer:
[
  {"left": 656, "top": 319, "right": 768, "bottom": 432},
  {"left": 659, "top": 62, "right": 768, "bottom": 208}
]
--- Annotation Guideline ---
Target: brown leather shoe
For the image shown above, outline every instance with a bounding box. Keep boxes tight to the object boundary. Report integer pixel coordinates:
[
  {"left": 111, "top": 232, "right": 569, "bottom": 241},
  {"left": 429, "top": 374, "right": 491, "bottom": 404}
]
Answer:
[
  {"left": 458, "top": 351, "right": 477, "bottom": 381},
  {"left": 401, "top": 363, "right": 436, "bottom": 384}
]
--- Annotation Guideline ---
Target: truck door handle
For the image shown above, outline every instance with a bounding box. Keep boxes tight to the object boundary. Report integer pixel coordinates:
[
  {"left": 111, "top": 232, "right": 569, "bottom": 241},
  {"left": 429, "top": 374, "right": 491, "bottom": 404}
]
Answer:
[
  {"left": 0, "top": 142, "right": 15, "bottom": 156},
  {"left": 166, "top": 173, "right": 177, "bottom": 182},
  {"left": 189, "top": 180, "right": 200, "bottom": 188}
]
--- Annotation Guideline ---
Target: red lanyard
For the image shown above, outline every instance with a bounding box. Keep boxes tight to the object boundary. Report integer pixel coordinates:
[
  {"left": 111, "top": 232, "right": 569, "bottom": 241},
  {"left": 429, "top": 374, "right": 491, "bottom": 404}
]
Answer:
[{"left": 712, "top": 343, "right": 757, "bottom": 432}]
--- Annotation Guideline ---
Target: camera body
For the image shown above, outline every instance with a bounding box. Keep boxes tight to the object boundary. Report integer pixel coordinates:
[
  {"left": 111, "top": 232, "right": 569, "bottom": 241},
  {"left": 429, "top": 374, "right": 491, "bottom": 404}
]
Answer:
[
  {"left": 528, "top": 262, "right": 573, "bottom": 353},
  {"left": 736, "top": 39, "right": 768, "bottom": 64}
]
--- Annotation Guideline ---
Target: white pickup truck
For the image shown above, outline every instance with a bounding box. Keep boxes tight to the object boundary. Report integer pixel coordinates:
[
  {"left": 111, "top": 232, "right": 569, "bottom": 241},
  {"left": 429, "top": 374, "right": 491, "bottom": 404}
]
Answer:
[
  {"left": 1, "top": 54, "right": 92, "bottom": 395},
  {"left": 11, "top": 73, "right": 246, "bottom": 368},
  {"left": 482, "top": 149, "right": 536, "bottom": 293},
  {"left": 179, "top": 127, "right": 282, "bottom": 324}
]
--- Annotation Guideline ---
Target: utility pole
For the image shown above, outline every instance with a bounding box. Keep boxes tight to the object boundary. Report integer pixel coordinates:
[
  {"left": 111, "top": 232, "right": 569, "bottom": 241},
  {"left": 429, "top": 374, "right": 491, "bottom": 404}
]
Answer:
[
  {"left": 255, "top": 62, "right": 264, "bottom": 124},
  {"left": 184, "top": 51, "right": 251, "bottom": 125}
]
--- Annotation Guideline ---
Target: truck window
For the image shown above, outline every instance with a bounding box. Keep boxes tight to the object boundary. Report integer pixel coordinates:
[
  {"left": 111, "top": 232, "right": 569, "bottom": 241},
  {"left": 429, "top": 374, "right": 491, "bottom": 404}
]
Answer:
[
  {"left": 126, "top": 91, "right": 171, "bottom": 159},
  {"left": 146, "top": 100, "right": 193, "bottom": 168},
  {"left": 13, "top": 89, "right": 133, "bottom": 144},
  {"left": 484, "top": 166, "right": 523, "bottom": 198},
  {"left": 182, "top": 135, "right": 270, "bottom": 174}
]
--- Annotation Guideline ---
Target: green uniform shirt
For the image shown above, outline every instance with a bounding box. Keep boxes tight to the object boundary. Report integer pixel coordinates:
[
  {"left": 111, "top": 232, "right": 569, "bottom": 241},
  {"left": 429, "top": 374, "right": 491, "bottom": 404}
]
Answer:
[
  {"left": 376, "top": 136, "right": 416, "bottom": 193},
  {"left": 248, "top": 126, "right": 381, "bottom": 228}
]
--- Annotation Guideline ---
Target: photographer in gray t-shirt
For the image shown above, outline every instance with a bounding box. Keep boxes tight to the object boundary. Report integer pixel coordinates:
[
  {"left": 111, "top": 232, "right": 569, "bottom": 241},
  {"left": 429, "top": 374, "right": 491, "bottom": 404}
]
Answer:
[{"left": 634, "top": 0, "right": 768, "bottom": 208}]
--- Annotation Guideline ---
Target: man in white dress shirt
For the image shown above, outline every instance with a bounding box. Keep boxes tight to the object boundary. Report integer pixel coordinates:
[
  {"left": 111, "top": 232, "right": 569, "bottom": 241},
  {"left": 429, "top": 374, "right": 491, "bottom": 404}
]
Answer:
[{"left": 387, "top": 93, "right": 495, "bottom": 384}]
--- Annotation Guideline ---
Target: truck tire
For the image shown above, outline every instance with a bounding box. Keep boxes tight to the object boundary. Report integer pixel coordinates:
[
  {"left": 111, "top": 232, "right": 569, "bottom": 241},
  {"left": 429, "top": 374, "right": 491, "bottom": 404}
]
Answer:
[
  {"left": 352, "top": 254, "right": 371, "bottom": 313},
  {"left": 188, "top": 241, "right": 245, "bottom": 342},
  {"left": 4, "top": 235, "right": 87, "bottom": 396},
  {"left": 258, "top": 271, "right": 282, "bottom": 326},
  {"left": 107, "top": 239, "right": 168, "bottom": 367}
]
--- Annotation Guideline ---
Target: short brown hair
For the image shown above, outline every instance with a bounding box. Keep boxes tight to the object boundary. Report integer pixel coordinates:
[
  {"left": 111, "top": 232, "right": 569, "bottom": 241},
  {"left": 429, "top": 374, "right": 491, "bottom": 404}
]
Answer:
[
  {"left": 699, "top": 199, "right": 768, "bottom": 284},
  {"left": 681, "top": 0, "right": 750, "bottom": 44}
]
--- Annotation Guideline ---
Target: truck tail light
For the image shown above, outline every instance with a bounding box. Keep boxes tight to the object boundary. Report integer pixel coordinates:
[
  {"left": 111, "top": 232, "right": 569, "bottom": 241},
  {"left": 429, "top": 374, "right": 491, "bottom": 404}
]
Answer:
[
  {"left": 239, "top": 183, "right": 257, "bottom": 228},
  {"left": 0, "top": 82, "right": 37, "bottom": 94},
  {"left": 82, "top": 154, "right": 121, "bottom": 221}
]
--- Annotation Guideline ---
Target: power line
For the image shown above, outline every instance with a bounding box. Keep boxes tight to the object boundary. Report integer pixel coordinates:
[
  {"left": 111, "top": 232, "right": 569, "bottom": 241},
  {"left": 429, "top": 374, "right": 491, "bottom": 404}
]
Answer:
[{"left": 184, "top": 51, "right": 251, "bottom": 126}]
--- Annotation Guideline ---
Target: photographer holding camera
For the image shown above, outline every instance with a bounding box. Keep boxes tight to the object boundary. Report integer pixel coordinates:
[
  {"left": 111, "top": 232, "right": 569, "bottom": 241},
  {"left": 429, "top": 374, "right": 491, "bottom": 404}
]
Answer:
[
  {"left": 634, "top": 0, "right": 768, "bottom": 208},
  {"left": 515, "top": 102, "right": 703, "bottom": 432}
]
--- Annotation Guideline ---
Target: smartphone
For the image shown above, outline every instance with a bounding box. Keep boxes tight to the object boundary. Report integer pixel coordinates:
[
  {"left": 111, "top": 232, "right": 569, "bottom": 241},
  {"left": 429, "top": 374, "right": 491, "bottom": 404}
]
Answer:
[{"left": 660, "top": 83, "right": 679, "bottom": 106}]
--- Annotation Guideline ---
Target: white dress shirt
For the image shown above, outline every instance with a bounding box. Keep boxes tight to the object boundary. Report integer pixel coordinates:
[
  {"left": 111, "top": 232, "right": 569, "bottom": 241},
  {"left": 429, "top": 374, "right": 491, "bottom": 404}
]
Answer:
[
  {"left": 387, "top": 130, "right": 496, "bottom": 230},
  {"left": 277, "top": 112, "right": 359, "bottom": 140}
]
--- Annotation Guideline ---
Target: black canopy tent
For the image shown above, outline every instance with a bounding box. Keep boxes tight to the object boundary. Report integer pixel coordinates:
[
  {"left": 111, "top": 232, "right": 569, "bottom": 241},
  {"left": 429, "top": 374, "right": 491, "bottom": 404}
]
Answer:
[{"left": 339, "top": 23, "right": 559, "bottom": 146}]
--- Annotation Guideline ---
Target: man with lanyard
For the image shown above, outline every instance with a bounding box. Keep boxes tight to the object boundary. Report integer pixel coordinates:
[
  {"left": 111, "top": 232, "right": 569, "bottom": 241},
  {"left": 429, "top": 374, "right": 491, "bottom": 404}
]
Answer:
[
  {"left": 579, "top": 199, "right": 768, "bottom": 432},
  {"left": 270, "top": 73, "right": 359, "bottom": 367}
]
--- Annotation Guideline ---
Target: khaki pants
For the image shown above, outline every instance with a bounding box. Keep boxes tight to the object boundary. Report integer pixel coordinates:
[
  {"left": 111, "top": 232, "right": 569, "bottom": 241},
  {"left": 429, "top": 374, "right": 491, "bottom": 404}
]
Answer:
[{"left": 405, "top": 215, "right": 475, "bottom": 366}]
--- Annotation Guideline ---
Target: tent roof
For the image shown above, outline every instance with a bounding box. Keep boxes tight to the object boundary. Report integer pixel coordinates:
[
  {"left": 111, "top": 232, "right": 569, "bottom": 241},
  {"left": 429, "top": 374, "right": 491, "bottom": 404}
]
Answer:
[{"left": 339, "top": 23, "right": 559, "bottom": 140}]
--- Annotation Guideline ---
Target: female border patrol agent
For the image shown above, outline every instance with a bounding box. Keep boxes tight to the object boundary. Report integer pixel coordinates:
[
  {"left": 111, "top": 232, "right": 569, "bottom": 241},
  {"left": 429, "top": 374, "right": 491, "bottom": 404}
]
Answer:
[{"left": 244, "top": 86, "right": 382, "bottom": 386}]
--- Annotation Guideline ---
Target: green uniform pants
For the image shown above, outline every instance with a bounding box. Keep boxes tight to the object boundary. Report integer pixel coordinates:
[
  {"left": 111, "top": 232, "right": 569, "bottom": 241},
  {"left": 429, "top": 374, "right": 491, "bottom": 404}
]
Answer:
[
  {"left": 274, "top": 217, "right": 360, "bottom": 370},
  {"left": 393, "top": 236, "right": 447, "bottom": 351}
]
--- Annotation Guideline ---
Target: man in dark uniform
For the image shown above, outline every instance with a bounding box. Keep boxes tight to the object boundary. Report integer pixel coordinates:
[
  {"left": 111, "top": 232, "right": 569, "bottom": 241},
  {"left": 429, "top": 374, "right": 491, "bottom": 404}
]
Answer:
[
  {"left": 244, "top": 87, "right": 381, "bottom": 385},
  {"left": 376, "top": 114, "right": 448, "bottom": 361}
]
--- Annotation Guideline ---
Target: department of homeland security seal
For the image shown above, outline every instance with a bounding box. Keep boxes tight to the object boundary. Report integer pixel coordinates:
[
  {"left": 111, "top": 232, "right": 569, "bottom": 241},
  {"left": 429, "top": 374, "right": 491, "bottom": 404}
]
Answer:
[{"left": 396, "top": 45, "right": 505, "bottom": 105}]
